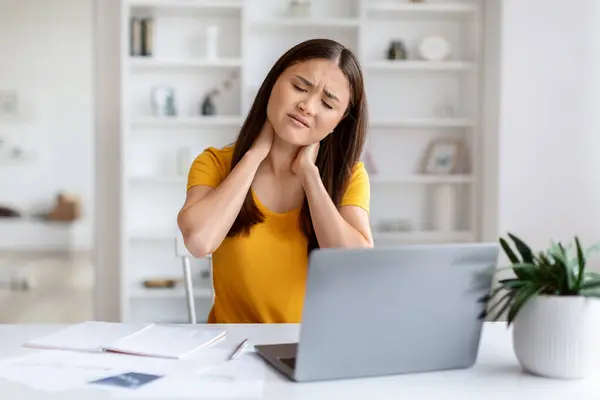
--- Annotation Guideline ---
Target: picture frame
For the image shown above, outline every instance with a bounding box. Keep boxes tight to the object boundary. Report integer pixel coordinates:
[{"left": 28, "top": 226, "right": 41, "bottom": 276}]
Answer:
[{"left": 421, "top": 138, "right": 463, "bottom": 174}]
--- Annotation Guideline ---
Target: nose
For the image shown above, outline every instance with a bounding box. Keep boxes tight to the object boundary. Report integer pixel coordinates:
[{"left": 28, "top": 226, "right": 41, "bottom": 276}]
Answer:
[{"left": 297, "top": 92, "right": 319, "bottom": 116}]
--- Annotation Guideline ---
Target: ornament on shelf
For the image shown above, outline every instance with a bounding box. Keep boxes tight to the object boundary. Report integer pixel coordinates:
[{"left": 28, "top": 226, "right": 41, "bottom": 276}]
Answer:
[
  {"left": 433, "top": 184, "right": 456, "bottom": 232},
  {"left": 421, "top": 138, "right": 463, "bottom": 175},
  {"left": 199, "top": 71, "right": 239, "bottom": 116},
  {"left": 387, "top": 40, "right": 408, "bottom": 61},
  {"left": 288, "top": 0, "right": 312, "bottom": 18},
  {"left": 418, "top": 36, "right": 451, "bottom": 62},
  {"left": 151, "top": 86, "right": 177, "bottom": 117},
  {"left": 205, "top": 25, "right": 219, "bottom": 60}
]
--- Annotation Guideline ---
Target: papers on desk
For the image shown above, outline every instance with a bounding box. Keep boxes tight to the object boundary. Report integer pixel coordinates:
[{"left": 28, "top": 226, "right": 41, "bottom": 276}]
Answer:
[
  {"left": 3, "top": 322, "right": 264, "bottom": 396},
  {"left": 23, "top": 321, "right": 227, "bottom": 359},
  {"left": 117, "top": 355, "right": 266, "bottom": 398},
  {"left": 0, "top": 346, "right": 263, "bottom": 396}
]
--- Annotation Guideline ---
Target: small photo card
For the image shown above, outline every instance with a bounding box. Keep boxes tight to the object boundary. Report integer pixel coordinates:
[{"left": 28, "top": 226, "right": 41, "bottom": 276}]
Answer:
[{"left": 89, "top": 372, "right": 163, "bottom": 390}]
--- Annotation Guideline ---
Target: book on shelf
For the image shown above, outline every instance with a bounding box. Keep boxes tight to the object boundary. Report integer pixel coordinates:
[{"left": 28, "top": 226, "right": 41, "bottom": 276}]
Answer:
[{"left": 130, "top": 17, "right": 154, "bottom": 57}]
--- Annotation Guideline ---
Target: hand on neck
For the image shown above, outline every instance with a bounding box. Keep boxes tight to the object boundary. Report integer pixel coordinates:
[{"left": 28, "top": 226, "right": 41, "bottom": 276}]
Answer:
[{"left": 264, "top": 134, "right": 301, "bottom": 178}]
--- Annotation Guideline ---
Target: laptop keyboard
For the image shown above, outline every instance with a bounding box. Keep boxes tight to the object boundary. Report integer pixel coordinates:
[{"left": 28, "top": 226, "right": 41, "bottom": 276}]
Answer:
[{"left": 279, "top": 357, "right": 296, "bottom": 370}]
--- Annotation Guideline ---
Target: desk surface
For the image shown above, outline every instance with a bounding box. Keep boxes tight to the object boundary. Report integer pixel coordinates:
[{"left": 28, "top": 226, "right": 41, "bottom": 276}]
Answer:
[{"left": 0, "top": 322, "right": 597, "bottom": 399}]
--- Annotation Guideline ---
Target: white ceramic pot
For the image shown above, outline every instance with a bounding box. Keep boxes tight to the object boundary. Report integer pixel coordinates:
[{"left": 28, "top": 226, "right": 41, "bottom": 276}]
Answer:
[{"left": 512, "top": 295, "right": 600, "bottom": 379}]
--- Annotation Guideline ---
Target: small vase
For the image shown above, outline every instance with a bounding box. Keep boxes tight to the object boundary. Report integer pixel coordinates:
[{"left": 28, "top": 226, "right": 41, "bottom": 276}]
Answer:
[
  {"left": 512, "top": 295, "right": 600, "bottom": 379},
  {"left": 289, "top": 0, "right": 311, "bottom": 18},
  {"left": 387, "top": 40, "right": 407, "bottom": 60},
  {"left": 201, "top": 95, "right": 216, "bottom": 116}
]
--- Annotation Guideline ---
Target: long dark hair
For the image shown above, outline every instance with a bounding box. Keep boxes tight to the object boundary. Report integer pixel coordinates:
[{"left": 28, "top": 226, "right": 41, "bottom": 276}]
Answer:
[{"left": 227, "top": 38, "right": 368, "bottom": 253}]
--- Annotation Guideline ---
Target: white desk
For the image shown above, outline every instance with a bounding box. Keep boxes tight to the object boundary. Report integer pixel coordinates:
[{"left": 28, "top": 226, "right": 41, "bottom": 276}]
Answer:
[{"left": 0, "top": 322, "right": 596, "bottom": 399}]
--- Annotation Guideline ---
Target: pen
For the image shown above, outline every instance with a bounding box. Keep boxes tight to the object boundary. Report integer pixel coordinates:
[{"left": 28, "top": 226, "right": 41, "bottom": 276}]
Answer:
[{"left": 228, "top": 338, "right": 249, "bottom": 361}]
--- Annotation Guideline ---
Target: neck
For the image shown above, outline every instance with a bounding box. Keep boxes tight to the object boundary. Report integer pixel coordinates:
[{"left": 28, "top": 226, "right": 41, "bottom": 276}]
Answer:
[{"left": 264, "top": 135, "right": 299, "bottom": 178}]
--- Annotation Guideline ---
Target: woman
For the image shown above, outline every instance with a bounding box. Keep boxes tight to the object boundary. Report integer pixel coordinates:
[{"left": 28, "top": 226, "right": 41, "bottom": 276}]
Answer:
[{"left": 177, "top": 38, "right": 373, "bottom": 324}]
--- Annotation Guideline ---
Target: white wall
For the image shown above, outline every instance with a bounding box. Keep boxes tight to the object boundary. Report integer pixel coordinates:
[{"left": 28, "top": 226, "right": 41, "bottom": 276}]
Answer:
[
  {"left": 497, "top": 0, "right": 600, "bottom": 267},
  {"left": 0, "top": 0, "right": 94, "bottom": 251}
]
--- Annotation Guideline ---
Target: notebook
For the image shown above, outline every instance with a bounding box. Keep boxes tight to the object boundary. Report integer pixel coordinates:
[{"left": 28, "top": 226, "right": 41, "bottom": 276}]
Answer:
[
  {"left": 102, "top": 325, "right": 227, "bottom": 359},
  {"left": 23, "top": 321, "right": 227, "bottom": 359},
  {"left": 23, "top": 321, "right": 154, "bottom": 353}
]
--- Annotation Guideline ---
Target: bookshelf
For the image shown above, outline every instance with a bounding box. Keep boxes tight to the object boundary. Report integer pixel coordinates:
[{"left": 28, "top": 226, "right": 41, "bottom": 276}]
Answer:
[{"left": 119, "top": 0, "right": 484, "bottom": 323}]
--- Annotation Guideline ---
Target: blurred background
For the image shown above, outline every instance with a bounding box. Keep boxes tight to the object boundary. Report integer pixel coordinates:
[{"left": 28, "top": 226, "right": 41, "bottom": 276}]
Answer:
[{"left": 0, "top": 0, "right": 599, "bottom": 324}]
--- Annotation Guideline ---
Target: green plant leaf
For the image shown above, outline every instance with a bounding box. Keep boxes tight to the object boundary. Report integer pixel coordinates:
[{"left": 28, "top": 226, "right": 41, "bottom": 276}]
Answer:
[
  {"left": 579, "top": 280, "right": 600, "bottom": 290},
  {"left": 585, "top": 242, "right": 600, "bottom": 257},
  {"left": 485, "top": 290, "right": 514, "bottom": 320},
  {"left": 492, "top": 291, "right": 517, "bottom": 322},
  {"left": 478, "top": 285, "right": 504, "bottom": 304},
  {"left": 580, "top": 287, "right": 600, "bottom": 297},
  {"left": 507, "top": 233, "right": 534, "bottom": 263},
  {"left": 500, "top": 237, "right": 520, "bottom": 264},
  {"left": 507, "top": 284, "right": 545, "bottom": 325},
  {"left": 556, "top": 243, "right": 577, "bottom": 293},
  {"left": 575, "top": 236, "right": 586, "bottom": 290}
]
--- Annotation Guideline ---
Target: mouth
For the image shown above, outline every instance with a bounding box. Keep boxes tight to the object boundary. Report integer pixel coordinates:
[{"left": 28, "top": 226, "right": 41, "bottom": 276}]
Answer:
[{"left": 287, "top": 113, "right": 310, "bottom": 128}]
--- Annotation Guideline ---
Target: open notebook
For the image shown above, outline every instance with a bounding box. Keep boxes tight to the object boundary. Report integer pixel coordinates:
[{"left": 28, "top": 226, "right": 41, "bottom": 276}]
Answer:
[{"left": 23, "top": 321, "right": 227, "bottom": 359}]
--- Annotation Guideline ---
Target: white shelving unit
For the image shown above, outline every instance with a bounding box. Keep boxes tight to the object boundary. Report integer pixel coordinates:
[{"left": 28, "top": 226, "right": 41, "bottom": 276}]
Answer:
[{"left": 119, "top": 0, "right": 485, "bottom": 323}]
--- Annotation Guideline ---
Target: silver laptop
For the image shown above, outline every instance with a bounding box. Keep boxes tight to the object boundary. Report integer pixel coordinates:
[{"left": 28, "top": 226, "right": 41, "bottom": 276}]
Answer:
[{"left": 254, "top": 243, "right": 499, "bottom": 382}]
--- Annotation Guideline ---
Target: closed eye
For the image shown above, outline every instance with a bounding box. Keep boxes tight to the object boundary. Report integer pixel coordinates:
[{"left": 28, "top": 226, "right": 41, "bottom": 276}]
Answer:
[
  {"left": 322, "top": 101, "right": 333, "bottom": 110},
  {"left": 292, "top": 84, "right": 307, "bottom": 92}
]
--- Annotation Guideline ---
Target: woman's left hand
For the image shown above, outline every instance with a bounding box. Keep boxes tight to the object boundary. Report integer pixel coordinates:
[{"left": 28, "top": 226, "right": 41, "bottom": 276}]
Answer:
[{"left": 292, "top": 142, "right": 319, "bottom": 182}]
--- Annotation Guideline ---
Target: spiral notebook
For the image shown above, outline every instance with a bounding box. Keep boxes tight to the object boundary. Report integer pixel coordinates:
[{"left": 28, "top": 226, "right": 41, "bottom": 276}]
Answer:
[{"left": 23, "top": 321, "right": 227, "bottom": 359}]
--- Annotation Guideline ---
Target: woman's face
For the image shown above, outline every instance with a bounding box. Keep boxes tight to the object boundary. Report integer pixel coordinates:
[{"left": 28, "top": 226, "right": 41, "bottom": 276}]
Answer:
[{"left": 266, "top": 58, "right": 351, "bottom": 147}]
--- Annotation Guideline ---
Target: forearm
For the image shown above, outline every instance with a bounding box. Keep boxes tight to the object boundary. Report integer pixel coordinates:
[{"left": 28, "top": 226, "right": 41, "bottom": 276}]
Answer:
[
  {"left": 178, "top": 150, "right": 263, "bottom": 256},
  {"left": 302, "top": 165, "right": 371, "bottom": 249}
]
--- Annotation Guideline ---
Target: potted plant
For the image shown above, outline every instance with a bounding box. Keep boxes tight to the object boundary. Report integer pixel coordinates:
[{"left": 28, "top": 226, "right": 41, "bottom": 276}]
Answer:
[{"left": 484, "top": 233, "right": 600, "bottom": 379}]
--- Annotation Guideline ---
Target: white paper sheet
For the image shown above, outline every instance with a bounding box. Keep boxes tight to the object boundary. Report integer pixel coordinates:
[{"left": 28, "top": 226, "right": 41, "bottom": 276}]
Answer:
[
  {"left": 0, "top": 347, "right": 232, "bottom": 393},
  {"left": 115, "top": 353, "right": 266, "bottom": 398}
]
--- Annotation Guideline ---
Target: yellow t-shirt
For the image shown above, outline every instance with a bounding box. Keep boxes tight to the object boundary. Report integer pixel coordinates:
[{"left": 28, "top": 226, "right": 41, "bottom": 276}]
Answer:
[{"left": 186, "top": 145, "right": 370, "bottom": 323}]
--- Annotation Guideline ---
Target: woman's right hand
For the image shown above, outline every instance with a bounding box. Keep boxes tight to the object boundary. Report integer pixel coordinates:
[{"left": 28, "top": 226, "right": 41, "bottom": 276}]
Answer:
[{"left": 249, "top": 120, "right": 274, "bottom": 160}]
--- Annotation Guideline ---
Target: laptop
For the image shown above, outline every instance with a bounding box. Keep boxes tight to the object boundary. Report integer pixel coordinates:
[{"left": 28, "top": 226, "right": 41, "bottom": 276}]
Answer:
[{"left": 254, "top": 243, "right": 499, "bottom": 382}]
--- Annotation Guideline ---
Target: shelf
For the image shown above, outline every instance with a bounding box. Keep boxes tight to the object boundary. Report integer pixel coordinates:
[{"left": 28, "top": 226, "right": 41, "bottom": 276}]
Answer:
[
  {"left": 366, "top": 2, "right": 477, "bottom": 14},
  {"left": 374, "top": 230, "right": 475, "bottom": 243},
  {"left": 129, "top": 285, "right": 213, "bottom": 300},
  {"left": 127, "top": 0, "right": 244, "bottom": 11},
  {"left": 129, "top": 176, "right": 186, "bottom": 184},
  {"left": 366, "top": 60, "right": 475, "bottom": 72},
  {"left": 251, "top": 18, "right": 360, "bottom": 28},
  {"left": 131, "top": 115, "right": 244, "bottom": 128},
  {"left": 371, "top": 174, "right": 474, "bottom": 184},
  {"left": 128, "top": 57, "right": 242, "bottom": 69},
  {"left": 0, "top": 155, "right": 37, "bottom": 166},
  {"left": 129, "top": 229, "right": 177, "bottom": 241},
  {"left": 370, "top": 118, "right": 476, "bottom": 128}
]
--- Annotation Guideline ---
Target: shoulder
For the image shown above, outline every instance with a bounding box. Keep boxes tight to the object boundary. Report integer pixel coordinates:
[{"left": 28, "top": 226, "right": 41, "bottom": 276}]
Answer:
[
  {"left": 187, "top": 144, "right": 235, "bottom": 190},
  {"left": 350, "top": 161, "right": 368, "bottom": 180},
  {"left": 195, "top": 144, "right": 234, "bottom": 168},
  {"left": 341, "top": 161, "right": 370, "bottom": 212}
]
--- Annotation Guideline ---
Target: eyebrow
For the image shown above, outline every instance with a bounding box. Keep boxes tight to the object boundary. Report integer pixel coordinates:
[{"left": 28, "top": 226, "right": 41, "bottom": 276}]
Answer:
[{"left": 294, "top": 74, "right": 339, "bottom": 102}]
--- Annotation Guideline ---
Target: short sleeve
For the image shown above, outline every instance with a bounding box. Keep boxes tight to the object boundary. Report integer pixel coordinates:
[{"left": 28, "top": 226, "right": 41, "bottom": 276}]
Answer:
[
  {"left": 340, "top": 161, "right": 370, "bottom": 214},
  {"left": 186, "top": 146, "right": 233, "bottom": 191}
]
